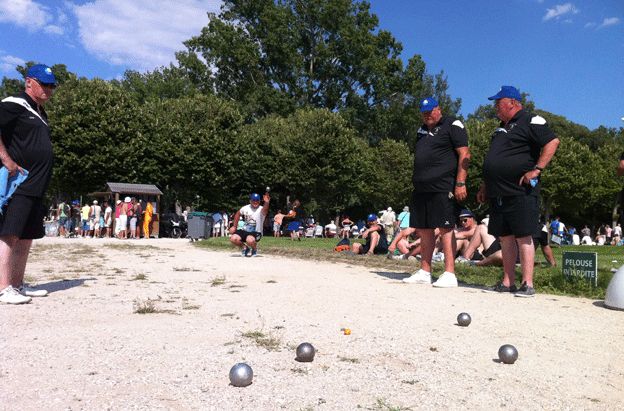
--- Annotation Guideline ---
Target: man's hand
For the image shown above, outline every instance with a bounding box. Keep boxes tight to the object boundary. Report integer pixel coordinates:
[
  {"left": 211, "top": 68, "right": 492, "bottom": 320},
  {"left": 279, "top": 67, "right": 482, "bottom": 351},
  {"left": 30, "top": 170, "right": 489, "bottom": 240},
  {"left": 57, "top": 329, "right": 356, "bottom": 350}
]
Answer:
[
  {"left": 228, "top": 226, "right": 236, "bottom": 235},
  {"left": 519, "top": 169, "right": 540, "bottom": 186},
  {"left": 1, "top": 156, "right": 23, "bottom": 177},
  {"left": 263, "top": 192, "right": 271, "bottom": 203},
  {"left": 454, "top": 185, "right": 467, "bottom": 202}
]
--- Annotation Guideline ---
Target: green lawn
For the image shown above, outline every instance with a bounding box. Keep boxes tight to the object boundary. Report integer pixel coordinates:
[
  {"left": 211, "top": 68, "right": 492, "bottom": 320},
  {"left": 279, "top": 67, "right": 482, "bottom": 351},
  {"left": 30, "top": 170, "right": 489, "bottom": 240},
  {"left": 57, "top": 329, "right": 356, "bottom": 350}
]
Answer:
[{"left": 196, "top": 237, "right": 621, "bottom": 299}]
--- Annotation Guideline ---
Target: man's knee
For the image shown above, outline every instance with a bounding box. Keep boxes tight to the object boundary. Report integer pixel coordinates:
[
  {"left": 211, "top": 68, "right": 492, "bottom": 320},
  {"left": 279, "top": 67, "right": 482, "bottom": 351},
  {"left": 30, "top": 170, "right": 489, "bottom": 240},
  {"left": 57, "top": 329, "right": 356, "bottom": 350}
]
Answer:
[
  {"left": 246, "top": 236, "right": 257, "bottom": 246},
  {"left": 0, "top": 235, "right": 19, "bottom": 248},
  {"left": 230, "top": 235, "right": 242, "bottom": 245}
]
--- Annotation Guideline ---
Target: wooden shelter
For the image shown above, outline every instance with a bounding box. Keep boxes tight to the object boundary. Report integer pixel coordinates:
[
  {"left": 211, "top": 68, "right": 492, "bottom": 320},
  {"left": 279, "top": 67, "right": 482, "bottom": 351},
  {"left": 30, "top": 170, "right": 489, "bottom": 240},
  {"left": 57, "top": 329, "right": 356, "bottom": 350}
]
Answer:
[{"left": 89, "top": 182, "right": 163, "bottom": 238}]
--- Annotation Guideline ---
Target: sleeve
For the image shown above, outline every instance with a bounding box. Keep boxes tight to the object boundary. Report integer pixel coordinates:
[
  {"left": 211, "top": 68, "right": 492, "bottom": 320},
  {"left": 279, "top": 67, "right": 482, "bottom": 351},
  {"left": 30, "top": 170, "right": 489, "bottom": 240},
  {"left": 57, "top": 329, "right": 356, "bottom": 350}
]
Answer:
[
  {"left": 0, "top": 100, "right": 25, "bottom": 128},
  {"left": 528, "top": 115, "right": 556, "bottom": 147},
  {"left": 449, "top": 119, "right": 469, "bottom": 148}
]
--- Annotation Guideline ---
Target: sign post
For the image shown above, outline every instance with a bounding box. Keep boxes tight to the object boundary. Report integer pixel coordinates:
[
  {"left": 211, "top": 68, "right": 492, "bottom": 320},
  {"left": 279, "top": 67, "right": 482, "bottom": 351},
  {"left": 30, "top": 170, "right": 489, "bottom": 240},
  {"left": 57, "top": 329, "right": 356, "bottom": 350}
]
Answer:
[{"left": 562, "top": 251, "right": 598, "bottom": 286}]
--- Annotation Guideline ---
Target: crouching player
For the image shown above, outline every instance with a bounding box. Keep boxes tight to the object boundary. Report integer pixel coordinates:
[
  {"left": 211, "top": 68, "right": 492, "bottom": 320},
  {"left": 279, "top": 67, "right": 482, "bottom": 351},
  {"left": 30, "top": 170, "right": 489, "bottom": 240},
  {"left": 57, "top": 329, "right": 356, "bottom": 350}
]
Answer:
[
  {"left": 352, "top": 214, "right": 389, "bottom": 255},
  {"left": 229, "top": 192, "right": 270, "bottom": 257}
]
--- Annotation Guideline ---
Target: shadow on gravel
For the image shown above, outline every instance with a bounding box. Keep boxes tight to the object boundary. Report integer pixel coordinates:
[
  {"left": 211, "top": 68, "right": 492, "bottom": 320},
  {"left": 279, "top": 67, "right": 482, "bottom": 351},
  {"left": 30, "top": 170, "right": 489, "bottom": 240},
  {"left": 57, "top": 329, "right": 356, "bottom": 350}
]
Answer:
[
  {"left": 373, "top": 271, "right": 410, "bottom": 281},
  {"left": 35, "top": 278, "right": 95, "bottom": 294}
]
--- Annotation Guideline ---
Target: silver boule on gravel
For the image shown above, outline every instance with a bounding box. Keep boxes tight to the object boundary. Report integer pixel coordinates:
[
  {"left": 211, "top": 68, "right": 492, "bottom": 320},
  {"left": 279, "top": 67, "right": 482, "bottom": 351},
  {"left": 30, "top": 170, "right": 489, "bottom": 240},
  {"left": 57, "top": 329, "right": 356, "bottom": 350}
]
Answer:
[
  {"left": 229, "top": 363, "right": 253, "bottom": 387},
  {"left": 295, "top": 342, "right": 315, "bottom": 362},
  {"left": 498, "top": 344, "right": 519, "bottom": 364},
  {"left": 457, "top": 312, "right": 471, "bottom": 327}
]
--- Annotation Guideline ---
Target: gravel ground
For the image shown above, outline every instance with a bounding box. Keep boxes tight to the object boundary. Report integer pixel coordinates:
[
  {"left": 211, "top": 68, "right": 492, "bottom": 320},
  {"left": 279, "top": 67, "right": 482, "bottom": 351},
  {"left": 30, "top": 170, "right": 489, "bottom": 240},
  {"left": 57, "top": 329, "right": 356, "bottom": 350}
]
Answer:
[{"left": 1, "top": 237, "right": 623, "bottom": 410}]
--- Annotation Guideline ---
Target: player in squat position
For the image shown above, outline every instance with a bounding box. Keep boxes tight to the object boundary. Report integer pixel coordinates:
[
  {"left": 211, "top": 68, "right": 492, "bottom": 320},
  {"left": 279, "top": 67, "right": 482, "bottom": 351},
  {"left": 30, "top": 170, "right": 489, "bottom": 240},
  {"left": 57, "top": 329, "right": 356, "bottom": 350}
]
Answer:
[{"left": 229, "top": 192, "right": 270, "bottom": 257}]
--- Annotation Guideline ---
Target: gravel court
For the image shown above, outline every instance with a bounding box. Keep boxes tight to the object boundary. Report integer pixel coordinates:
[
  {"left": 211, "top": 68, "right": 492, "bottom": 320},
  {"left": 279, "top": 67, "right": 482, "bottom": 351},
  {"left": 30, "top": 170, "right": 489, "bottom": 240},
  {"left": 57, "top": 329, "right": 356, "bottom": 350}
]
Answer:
[{"left": 1, "top": 237, "right": 622, "bottom": 410}]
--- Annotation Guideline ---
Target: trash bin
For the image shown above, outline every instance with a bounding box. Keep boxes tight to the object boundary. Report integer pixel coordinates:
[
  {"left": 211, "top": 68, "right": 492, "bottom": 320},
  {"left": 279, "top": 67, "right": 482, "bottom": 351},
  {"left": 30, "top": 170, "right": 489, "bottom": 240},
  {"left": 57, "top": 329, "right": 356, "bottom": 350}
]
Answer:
[{"left": 187, "top": 212, "right": 213, "bottom": 240}]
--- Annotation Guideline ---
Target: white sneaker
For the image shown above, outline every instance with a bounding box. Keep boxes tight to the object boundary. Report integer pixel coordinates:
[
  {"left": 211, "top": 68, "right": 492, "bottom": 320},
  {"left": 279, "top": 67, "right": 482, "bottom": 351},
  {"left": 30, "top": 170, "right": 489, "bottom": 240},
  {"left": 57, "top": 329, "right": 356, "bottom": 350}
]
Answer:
[
  {"left": 432, "top": 271, "right": 458, "bottom": 288},
  {"left": 455, "top": 256, "right": 470, "bottom": 264},
  {"left": 19, "top": 284, "right": 48, "bottom": 297},
  {"left": 432, "top": 252, "right": 445, "bottom": 262},
  {"left": 402, "top": 269, "right": 431, "bottom": 284},
  {"left": 0, "top": 286, "right": 32, "bottom": 304}
]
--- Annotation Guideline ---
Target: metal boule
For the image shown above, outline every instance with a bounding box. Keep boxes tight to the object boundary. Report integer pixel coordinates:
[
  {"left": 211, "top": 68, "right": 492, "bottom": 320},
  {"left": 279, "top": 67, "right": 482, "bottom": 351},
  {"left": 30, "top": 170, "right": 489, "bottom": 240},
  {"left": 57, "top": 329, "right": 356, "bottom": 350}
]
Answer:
[
  {"left": 295, "top": 342, "right": 315, "bottom": 362},
  {"left": 498, "top": 344, "right": 518, "bottom": 364},
  {"left": 457, "top": 312, "right": 471, "bottom": 327},
  {"left": 229, "top": 363, "right": 253, "bottom": 387}
]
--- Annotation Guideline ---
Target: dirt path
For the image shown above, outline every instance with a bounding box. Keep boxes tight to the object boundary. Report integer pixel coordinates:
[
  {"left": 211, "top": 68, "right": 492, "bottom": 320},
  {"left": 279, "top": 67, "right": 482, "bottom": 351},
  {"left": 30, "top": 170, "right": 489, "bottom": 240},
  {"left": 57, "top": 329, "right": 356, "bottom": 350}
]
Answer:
[{"left": 1, "top": 237, "right": 623, "bottom": 410}]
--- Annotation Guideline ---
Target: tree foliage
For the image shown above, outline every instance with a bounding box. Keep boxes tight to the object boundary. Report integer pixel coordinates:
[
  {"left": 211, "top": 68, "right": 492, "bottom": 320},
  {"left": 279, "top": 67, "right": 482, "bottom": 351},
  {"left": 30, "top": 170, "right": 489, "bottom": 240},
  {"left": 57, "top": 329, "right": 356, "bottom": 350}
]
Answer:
[{"left": 177, "top": 0, "right": 459, "bottom": 143}]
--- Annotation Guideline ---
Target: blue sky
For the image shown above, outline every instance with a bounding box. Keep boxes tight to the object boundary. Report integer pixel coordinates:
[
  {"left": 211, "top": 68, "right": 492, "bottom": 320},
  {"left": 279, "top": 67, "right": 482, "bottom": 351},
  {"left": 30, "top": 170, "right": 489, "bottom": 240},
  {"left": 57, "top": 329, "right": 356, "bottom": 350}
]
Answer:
[{"left": 1, "top": 0, "right": 622, "bottom": 129}]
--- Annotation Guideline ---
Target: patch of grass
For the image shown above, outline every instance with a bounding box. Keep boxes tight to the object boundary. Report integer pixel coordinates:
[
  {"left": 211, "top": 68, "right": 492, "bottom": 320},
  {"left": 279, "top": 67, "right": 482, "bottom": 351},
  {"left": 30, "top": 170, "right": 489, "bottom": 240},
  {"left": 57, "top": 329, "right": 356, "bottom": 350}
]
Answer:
[
  {"left": 132, "top": 298, "right": 178, "bottom": 315},
  {"left": 210, "top": 275, "right": 226, "bottom": 287},
  {"left": 373, "top": 398, "right": 412, "bottom": 411},
  {"left": 173, "top": 266, "right": 190, "bottom": 272},
  {"left": 196, "top": 238, "right": 615, "bottom": 299},
  {"left": 130, "top": 273, "right": 147, "bottom": 281},
  {"left": 338, "top": 356, "right": 359, "bottom": 364},
  {"left": 133, "top": 298, "right": 157, "bottom": 314},
  {"left": 242, "top": 329, "right": 281, "bottom": 351},
  {"left": 111, "top": 268, "right": 124, "bottom": 274}
]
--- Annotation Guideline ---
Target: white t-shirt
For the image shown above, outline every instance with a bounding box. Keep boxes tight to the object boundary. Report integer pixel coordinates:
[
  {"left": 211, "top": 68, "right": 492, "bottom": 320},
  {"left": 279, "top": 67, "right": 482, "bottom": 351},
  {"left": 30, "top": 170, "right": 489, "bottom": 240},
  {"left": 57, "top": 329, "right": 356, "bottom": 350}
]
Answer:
[
  {"left": 325, "top": 222, "right": 337, "bottom": 233},
  {"left": 239, "top": 204, "right": 264, "bottom": 233}
]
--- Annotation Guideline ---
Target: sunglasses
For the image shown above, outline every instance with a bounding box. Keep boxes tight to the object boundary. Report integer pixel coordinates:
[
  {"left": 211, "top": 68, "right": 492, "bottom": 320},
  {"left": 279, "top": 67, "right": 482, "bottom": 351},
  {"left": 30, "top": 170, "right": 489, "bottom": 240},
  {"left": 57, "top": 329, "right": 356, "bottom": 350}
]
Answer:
[
  {"left": 460, "top": 218, "right": 470, "bottom": 223},
  {"left": 34, "top": 79, "right": 57, "bottom": 89}
]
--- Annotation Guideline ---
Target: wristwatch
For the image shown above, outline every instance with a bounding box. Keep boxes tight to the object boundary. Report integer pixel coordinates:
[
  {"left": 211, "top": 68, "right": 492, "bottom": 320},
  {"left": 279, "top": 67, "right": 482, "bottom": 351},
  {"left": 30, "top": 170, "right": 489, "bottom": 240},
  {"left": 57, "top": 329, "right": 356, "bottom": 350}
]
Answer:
[
  {"left": 455, "top": 181, "right": 466, "bottom": 187},
  {"left": 534, "top": 165, "right": 544, "bottom": 171}
]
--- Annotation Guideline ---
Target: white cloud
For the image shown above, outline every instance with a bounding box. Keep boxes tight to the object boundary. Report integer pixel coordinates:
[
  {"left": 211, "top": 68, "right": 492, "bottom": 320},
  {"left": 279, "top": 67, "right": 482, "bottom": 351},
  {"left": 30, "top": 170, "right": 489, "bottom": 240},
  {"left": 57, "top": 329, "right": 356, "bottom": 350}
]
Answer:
[
  {"left": 598, "top": 17, "right": 620, "bottom": 29},
  {"left": 543, "top": 3, "right": 579, "bottom": 22},
  {"left": 584, "top": 22, "right": 596, "bottom": 28},
  {"left": 0, "top": 0, "right": 49, "bottom": 30},
  {"left": 72, "top": 0, "right": 222, "bottom": 71},
  {"left": 0, "top": 54, "right": 26, "bottom": 74}
]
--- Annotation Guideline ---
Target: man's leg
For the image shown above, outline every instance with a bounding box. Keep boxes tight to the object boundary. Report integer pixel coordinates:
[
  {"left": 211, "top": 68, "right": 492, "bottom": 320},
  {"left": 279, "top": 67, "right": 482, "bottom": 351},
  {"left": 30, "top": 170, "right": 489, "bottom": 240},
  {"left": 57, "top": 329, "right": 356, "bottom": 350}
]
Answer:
[
  {"left": 541, "top": 244, "right": 556, "bottom": 266},
  {"left": 12, "top": 239, "right": 33, "bottom": 287},
  {"left": 351, "top": 242, "right": 363, "bottom": 254},
  {"left": 0, "top": 236, "right": 19, "bottom": 288},
  {"left": 229, "top": 234, "right": 243, "bottom": 247},
  {"left": 439, "top": 228, "right": 455, "bottom": 273},
  {"left": 499, "top": 235, "right": 518, "bottom": 287},
  {"left": 462, "top": 225, "right": 486, "bottom": 259},
  {"left": 415, "top": 229, "right": 435, "bottom": 273},
  {"left": 517, "top": 235, "right": 535, "bottom": 287},
  {"left": 366, "top": 232, "right": 379, "bottom": 255}
]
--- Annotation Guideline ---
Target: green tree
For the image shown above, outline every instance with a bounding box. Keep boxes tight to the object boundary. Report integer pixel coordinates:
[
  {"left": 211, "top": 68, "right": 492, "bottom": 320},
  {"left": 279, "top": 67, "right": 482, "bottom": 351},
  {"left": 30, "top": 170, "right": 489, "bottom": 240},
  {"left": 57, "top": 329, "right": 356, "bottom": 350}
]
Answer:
[{"left": 177, "top": 0, "right": 459, "bottom": 142}]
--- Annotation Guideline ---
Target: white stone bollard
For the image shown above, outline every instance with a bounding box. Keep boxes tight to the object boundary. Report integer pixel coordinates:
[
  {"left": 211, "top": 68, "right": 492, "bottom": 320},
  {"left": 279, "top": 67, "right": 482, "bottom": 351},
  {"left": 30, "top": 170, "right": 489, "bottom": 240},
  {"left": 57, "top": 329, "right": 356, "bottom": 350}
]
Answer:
[{"left": 605, "top": 264, "right": 624, "bottom": 310}]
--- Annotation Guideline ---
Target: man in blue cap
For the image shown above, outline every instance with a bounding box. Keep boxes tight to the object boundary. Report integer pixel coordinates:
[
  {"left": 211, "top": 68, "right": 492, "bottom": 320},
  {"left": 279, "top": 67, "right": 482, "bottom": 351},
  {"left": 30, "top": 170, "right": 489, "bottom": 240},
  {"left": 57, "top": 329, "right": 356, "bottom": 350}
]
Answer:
[
  {"left": 351, "top": 213, "right": 388, "bottom": 255},
  {"left": 0, "top": 64, "right": 57, "bottom": 304},
  {"left": 478, "top": 86, "right": 560, "bottom": 297},
  {"left": 402, "top": 97, "right": 471, "bottom": 288},
  {"left": 229, "top": 191, "right": 270, "bottom": 256}
]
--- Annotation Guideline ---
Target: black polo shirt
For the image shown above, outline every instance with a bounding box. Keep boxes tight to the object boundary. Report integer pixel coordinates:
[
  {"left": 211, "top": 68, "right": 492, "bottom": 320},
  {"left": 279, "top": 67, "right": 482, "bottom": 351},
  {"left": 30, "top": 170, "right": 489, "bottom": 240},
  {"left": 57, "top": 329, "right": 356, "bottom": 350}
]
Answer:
[
  {"left": 482, "top": 109, "right": 556, "bottom": 198},
  {"left": 0, "top": 92, "right": 53, "bottom": 198},
  {"left": 412, "top": 116, "right": 468, "bottom": 193}
]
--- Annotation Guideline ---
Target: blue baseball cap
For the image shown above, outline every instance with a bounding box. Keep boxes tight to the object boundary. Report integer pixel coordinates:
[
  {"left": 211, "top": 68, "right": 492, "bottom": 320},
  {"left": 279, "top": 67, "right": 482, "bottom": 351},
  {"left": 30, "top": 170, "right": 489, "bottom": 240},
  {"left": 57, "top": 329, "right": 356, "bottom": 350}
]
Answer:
[
  {"left": 26, "top": 64, "right": 57, "bottom": 85},
  {"left": 419, "top": 97, "right": 439, "bottom": 112},
  {"left": 459, "top": 209, "right": 474, "bottom": 218},
  {"left": 367, "top": 213, "right": 377, "bottom": 222},
  {"left": 488, "top": 86, "right": 521, "bottom": 101},
  {"left": 250, "top": 193, "right": 261, "bottom": 201}
]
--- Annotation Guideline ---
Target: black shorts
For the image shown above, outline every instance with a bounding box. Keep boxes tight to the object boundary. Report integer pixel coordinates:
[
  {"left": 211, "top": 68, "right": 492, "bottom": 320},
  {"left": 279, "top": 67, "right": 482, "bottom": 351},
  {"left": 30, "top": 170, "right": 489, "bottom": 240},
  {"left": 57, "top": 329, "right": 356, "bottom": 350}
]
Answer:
[
  {"left": 233, "top": 229, "right": 262, "bottom": 242},
  {"left": 0, "top": 194, "right": 46, "bottom": 240},
  {"left": 410, "top": 191, "right": 458, "bottom": 229},
  {"left": 488, "top": 195, "right": 538, "bottom": 238},
  {"left": 483, "top": 238, "right": 502, "bottom": 257},
  {"left": 533, "top": 230, "right": 548, "bottom": 247}
]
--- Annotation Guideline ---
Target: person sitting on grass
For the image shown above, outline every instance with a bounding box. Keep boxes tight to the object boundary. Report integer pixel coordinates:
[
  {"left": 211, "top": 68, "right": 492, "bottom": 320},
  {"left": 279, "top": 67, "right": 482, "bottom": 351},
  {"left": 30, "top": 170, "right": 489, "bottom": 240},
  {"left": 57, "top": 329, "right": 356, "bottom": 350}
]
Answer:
[
  {"left": 351, "top": 214, "right": 388, "bottom": 256},
  {"left": 387, "top": 227, "right": 421, "bottom": 260},
  {"left": 229, "top": 192, "right": 270, "bottom": 257},
  {"left": 455, "top": 223, "right": 503, "bottom": 266}
]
